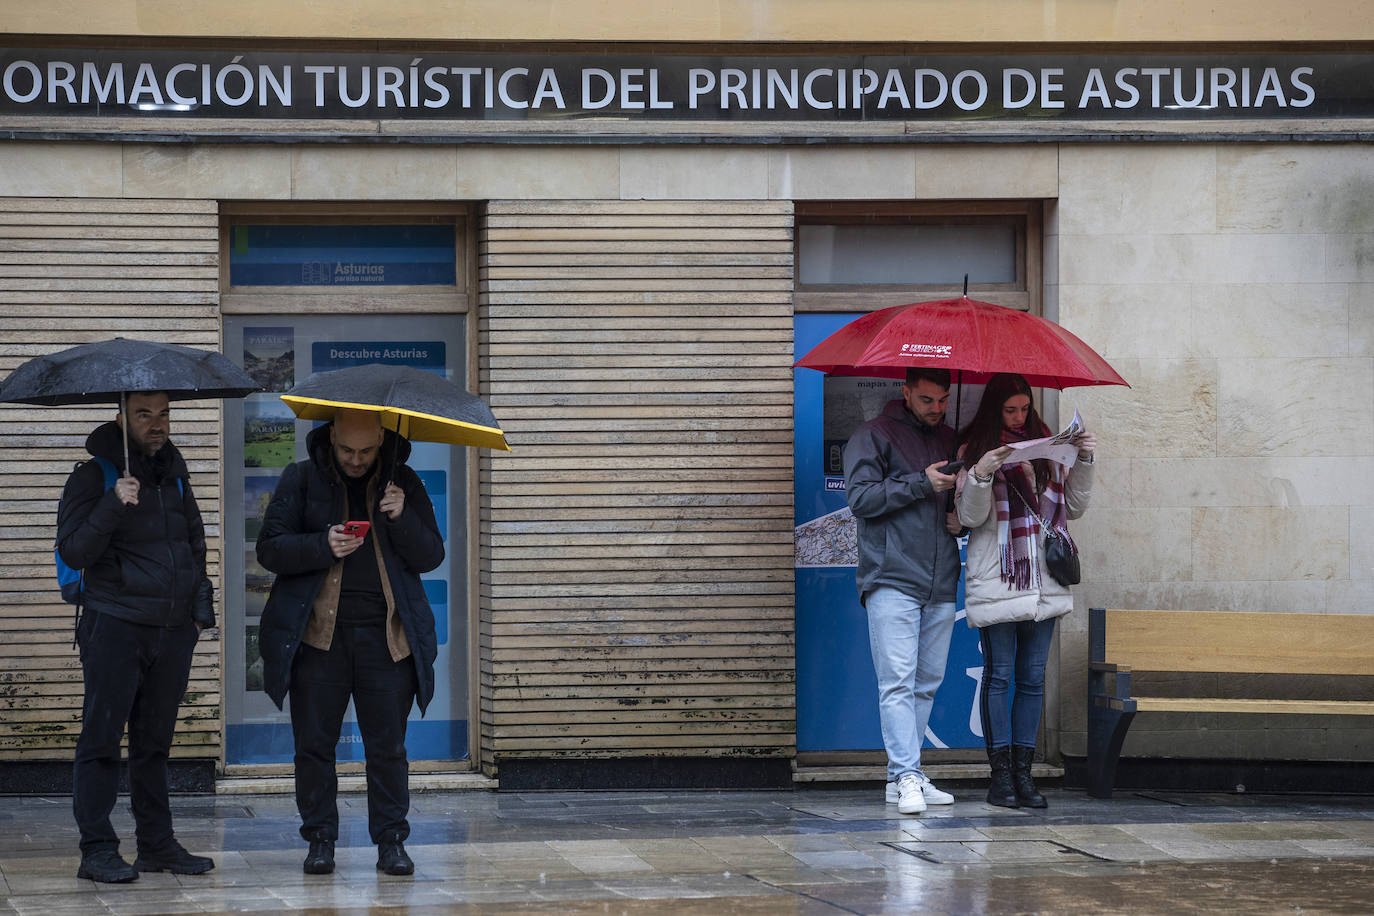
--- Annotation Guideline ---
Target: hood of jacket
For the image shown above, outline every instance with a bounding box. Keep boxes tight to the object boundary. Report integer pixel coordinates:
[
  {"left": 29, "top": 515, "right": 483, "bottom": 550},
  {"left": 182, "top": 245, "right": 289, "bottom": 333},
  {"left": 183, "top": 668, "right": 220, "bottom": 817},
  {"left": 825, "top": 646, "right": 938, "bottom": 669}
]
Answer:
[
  {"left": 86, "top": 419, "right": 189, "bottom": 483},
  {"left": 305, "top": 420, "right": 414, "bottom": 481}
]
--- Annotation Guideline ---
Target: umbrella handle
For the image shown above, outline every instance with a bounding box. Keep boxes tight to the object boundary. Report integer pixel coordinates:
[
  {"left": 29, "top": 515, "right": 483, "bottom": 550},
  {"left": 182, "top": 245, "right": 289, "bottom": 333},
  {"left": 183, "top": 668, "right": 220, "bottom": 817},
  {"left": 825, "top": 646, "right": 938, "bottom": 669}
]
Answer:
[
  {"left": 120, "top": 391, "right": 129, "bottom": 475},
  {"left": 387, "top": 425, "right": 400, "bottom": 490}
]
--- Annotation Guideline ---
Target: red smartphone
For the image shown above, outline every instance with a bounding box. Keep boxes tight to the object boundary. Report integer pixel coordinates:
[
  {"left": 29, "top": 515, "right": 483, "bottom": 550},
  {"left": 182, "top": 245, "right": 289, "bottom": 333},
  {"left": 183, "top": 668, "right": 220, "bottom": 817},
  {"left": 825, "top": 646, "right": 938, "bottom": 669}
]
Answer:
[{"left": 342, "top": 520, "right": 370, "bottom": 538}]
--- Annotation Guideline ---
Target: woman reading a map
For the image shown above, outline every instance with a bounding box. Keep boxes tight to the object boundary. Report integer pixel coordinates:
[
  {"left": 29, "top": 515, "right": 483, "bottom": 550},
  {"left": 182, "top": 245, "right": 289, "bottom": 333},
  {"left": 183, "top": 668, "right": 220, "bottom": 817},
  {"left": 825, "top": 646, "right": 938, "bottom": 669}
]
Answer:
[{"left": 954, "top": 373, "right": 1096, "bottom": 810}]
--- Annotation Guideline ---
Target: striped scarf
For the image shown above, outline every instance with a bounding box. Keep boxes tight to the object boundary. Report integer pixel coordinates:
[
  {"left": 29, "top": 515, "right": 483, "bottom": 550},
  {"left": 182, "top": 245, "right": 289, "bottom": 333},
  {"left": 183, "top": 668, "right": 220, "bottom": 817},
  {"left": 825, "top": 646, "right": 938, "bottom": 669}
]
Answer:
[{"left": 992, "top": 428, "right": 1075, "bottom": 590}]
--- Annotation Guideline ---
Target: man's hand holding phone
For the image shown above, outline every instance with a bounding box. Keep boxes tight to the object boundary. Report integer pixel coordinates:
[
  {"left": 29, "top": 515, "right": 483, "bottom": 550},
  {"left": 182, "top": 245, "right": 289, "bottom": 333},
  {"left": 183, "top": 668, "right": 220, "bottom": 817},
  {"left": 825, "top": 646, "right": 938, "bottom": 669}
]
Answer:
[{"left": 328, "top": 521, "right": 369, "bottom": 559}]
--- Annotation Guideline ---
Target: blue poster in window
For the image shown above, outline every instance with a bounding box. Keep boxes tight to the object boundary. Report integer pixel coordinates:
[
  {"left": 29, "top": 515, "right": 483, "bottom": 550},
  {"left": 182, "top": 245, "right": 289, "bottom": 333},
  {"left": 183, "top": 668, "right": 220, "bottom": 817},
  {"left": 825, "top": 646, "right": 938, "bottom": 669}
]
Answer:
[
  {"left": 415, "top": 470, "right": 447, "bottom": 539},
  {"left": 311, "top": 340, "right": 446, "bottom": 375},
  {"left": 794, "top": 314, "right": 983, "bottom": 752},
  {"left": 424, "top": 579, "right": 449, "bottom": 647},
  {"left": 229, "top": 224, "right": 456, "bottom": 287}
]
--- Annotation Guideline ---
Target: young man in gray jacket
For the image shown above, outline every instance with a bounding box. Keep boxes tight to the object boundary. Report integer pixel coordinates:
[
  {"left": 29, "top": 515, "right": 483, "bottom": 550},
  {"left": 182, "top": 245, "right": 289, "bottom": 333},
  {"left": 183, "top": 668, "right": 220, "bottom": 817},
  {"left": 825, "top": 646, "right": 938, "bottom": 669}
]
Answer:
[{"left": 843, "top": 367, "right": 961, "bottom": 815}]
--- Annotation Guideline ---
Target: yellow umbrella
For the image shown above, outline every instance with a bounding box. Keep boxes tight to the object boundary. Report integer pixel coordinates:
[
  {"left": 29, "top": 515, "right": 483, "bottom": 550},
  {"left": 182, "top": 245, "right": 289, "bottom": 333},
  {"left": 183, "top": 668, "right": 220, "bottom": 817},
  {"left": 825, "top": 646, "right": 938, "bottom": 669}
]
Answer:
[{"left": 280, "top": 364, "right": 509, "bottom": 451}]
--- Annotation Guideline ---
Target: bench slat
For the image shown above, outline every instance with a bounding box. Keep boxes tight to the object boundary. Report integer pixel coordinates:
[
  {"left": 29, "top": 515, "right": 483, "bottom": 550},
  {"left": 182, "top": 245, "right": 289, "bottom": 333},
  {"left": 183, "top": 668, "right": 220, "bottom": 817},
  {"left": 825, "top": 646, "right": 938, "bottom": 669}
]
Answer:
[
  {"left": 1104, "top": 610, "right": 1374, "bottom": 675},
  {"left": 1134, "top": 697, "right": 1374, "bottom": 715}
]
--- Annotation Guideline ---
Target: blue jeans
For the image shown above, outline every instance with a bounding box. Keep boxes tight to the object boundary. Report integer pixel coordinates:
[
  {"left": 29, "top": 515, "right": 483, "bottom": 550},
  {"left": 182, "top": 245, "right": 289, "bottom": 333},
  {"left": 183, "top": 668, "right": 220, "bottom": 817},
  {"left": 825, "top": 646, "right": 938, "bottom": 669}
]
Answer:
[
  {"left": 978, "top": 617, "right": 1058, "bottom": 750},
  {"left": 864, "top": 587, "right": 956, "bottom": 782}
]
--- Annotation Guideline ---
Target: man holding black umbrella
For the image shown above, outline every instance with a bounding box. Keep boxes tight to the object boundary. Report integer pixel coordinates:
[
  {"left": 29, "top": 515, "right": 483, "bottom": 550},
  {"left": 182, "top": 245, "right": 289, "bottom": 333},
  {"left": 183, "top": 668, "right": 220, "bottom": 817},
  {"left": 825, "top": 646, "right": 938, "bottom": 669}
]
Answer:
[
  {"left": 256, "top": 407, "right": 444, "bottom": 877},
  {"left": 57, "top": 391, "right": 217, "bottom": 882}
]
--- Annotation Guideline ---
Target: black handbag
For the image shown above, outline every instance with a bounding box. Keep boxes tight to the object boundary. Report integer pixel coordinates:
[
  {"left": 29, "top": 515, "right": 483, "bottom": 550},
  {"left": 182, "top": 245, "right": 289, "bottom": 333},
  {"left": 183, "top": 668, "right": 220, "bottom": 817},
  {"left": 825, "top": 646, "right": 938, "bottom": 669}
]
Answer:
[
  {"left": 1042, "top": 527, "right": 1081, "bottom": 587},
  {"left": 1010, "top": 483, "right": 1081, "bottom": 587}
]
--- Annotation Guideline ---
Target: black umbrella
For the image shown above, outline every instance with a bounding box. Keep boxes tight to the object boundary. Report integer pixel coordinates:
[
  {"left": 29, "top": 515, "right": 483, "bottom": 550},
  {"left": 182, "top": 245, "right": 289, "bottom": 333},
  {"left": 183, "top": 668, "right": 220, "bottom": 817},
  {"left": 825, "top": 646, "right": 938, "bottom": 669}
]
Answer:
[
  {"left": 0, "top": 337, "right": 261, "bottom": 471},
  {"left": 280, "top": 363, "right": 510, "bottom": 452}
]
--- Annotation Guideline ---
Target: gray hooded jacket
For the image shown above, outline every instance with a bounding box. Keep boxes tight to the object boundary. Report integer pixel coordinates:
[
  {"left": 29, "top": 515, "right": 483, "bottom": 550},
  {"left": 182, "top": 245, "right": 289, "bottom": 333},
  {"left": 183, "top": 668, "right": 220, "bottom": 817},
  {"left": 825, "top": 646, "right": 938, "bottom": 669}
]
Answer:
[{"left": 843, "top": 398, "right": 960, "bottom": 606}]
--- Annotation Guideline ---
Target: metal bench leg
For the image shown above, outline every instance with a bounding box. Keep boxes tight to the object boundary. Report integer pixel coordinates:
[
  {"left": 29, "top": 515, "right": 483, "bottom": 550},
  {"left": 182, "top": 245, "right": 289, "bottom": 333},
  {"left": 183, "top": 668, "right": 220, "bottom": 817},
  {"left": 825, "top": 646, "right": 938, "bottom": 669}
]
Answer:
[{"left": 1086, "top": 701, "right": 1135, "bottom": 799}]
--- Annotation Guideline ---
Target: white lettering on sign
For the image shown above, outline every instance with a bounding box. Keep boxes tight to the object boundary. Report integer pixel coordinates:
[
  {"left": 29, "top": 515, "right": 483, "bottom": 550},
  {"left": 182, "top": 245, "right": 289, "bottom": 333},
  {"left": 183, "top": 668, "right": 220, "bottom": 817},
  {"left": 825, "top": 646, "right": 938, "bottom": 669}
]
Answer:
[
  {"left": 901, "top": 343, "right": 953, "bottom": 358},
  {"left": 1073, "top": 66, "right": 1318, "bottom": 110},
  {"left": 327, "top": 346, "right": 432, "bottom": 361},
  {"left": 0, "top": 56, "right": 1334, "bottom": 116},
  {"left": 334, "top": 262, "right": 385, "bottom": 283}
]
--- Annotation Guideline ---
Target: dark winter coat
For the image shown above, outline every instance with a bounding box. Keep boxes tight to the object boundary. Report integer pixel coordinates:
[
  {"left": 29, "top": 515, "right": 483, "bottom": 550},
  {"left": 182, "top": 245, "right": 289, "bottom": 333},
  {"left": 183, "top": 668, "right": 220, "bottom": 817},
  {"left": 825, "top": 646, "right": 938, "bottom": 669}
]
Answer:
[
  {"left": 56, "top": 421, "right": 214, "bottom": 628},
  {"left": 843, "top": 398, "right": 961, "bottom": 606},
  {"left": 255, "top": 423, "right": 445, "bottom": 712}
]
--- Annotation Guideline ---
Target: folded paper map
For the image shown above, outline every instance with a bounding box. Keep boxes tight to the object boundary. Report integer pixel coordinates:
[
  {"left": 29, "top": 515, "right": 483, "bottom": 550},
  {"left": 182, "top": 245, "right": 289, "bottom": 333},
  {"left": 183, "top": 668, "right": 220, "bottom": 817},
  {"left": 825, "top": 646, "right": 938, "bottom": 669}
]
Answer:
[{"left": 1000, "top": 409, "right": 1084, "bottom": 467}]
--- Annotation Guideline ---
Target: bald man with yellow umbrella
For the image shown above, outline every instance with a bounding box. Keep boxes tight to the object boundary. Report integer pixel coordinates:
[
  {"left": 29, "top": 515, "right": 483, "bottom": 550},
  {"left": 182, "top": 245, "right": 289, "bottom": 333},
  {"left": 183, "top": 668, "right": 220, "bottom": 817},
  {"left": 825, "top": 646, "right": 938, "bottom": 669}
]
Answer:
[{"left": 256, "top": 364, "right": 506, "bottom": 877}]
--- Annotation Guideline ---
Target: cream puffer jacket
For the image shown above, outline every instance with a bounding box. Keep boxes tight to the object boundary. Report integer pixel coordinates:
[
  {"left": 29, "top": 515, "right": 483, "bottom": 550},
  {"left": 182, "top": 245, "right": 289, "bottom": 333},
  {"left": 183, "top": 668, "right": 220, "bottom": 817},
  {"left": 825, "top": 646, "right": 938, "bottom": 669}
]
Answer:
[{"left": 955, "top": 459, "right": 1094, "bottom": 629}]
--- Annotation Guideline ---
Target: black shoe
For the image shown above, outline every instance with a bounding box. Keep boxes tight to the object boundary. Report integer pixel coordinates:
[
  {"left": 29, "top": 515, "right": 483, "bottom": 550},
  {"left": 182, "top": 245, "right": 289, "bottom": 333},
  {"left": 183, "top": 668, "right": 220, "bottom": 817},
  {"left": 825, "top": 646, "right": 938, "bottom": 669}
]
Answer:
[
  {"left": 1012, "top": 745, "right": 1048, "bottom": 809},
  {"left": 134, "top": 840, "right": 215, "bottom": 875},
  {"left": 985, "top": 746, "right": 1020, "bottom": 808},
  {"left": 303, "top": 840, "right": 335, "bottom": 875},
  {"left": 77, "top": 849, "right": 139, "bottom": 883},
  {"left": 376, "top": 841, "right": 414, "bottom": 876}
]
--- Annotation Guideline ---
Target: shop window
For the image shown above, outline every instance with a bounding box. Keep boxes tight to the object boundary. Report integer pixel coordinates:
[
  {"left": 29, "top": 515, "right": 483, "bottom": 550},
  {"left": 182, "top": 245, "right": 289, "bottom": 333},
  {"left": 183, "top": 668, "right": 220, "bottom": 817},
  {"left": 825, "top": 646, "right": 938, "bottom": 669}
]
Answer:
[
  {"left": 798, "top": 224, "right": 1016, "bottom": 286},
  {"left": 794, "top": 201, "right": 1038, "bottom": 314},
  {"left": 220, "top": 208, "right": 468, "bottom": 315},
  {"left": 791, "top": 201, "right": 1043, "bottom": 761},
  {"left": 228, "top": 224, "right": 457, "bottom": 287},
  {"left": 218, "top": 206, "right": 474, "bottom": 768},
  {"left": 222, "top": 315, "right": 469, "bottom": 767}
]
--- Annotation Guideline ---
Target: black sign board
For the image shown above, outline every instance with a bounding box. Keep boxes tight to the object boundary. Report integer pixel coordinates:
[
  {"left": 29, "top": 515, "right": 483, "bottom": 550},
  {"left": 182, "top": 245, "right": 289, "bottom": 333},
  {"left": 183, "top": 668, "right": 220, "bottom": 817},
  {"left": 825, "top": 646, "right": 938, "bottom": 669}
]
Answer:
[{"left": 2, "top": 48, "right": 1371, "bottom": 122}]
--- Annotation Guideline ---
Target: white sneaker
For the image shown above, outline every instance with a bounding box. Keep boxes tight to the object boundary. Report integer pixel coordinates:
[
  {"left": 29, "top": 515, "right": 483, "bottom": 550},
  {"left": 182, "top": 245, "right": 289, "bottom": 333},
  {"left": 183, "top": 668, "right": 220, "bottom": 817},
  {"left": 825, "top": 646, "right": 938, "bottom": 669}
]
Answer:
[
  {"left": 886, "top": 774, "right": 955, "bottom": 806},
  {"left": 895, "top": 773, "right": 926, "bottom": 815}
]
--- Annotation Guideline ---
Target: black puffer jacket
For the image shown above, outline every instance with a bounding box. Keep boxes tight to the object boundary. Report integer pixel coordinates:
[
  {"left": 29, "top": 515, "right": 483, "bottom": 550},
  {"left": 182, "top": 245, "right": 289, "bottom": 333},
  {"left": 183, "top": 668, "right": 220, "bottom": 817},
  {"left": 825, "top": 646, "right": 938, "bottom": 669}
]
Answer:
[
  {"left": 56, "top": 421, "right": 214, "bottom": 628},
  {"left": 256, "top": 423, "right": 445, "bottom": 712}
]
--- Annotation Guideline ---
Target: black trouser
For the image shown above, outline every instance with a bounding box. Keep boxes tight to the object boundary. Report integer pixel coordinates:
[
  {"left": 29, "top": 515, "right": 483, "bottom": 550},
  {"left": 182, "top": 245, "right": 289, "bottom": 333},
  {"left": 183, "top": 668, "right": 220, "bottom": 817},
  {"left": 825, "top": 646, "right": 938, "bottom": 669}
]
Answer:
[
  {"left": 73, "top": 610, "right": 199, "bottom": 857},
  {"left": 289, "top": 622, "right": 417, "bottom": 845}
]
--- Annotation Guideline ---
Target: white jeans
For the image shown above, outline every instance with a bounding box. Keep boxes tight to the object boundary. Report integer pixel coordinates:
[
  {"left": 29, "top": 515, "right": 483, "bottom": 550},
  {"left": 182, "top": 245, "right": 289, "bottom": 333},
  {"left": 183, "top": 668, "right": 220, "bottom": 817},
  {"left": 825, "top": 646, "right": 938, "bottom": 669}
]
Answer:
[{"left": 864, "top": 586, "right": 956, "bottom": 782}]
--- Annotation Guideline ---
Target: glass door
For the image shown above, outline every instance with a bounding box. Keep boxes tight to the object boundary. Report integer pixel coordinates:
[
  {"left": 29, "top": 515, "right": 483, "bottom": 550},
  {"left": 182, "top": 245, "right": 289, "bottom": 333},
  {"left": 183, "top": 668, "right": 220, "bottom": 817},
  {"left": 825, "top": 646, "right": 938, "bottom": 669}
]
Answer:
[
  {"left": 793, "top": 313, "right": 984, "bottom": 754},
  {"left": 222, "top": 315, "right": 468, "bottom": 765}
]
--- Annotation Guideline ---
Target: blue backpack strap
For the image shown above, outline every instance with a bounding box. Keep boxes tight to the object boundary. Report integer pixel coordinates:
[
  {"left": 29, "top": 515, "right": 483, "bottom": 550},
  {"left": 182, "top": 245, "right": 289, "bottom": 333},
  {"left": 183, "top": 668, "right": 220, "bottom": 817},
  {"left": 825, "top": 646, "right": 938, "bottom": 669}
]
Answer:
[
  {"left": 90, "top": 455, "right": 119, "bottom": 491},
  {"left": 64, "top": 456, "right": 120, "bottom": 646},
  {"left": 88, "top": 457, "right": 181, "bottom": 495}
]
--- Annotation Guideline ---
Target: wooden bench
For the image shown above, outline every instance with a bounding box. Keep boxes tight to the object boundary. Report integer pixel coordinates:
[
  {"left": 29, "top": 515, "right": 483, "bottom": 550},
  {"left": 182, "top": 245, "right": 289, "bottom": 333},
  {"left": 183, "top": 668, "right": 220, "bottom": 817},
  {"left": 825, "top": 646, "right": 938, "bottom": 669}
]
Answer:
[{"left": 1086, "top": 607, "right": 1374, "bottom": 798}]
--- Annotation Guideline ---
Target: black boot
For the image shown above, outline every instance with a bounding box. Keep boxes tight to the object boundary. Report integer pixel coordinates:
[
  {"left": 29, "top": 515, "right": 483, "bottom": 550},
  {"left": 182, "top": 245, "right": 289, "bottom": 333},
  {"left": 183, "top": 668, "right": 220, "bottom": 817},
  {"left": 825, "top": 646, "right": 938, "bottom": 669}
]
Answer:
[
  {"left": 135, "top": 839, "right": 214, "bottom": 875},
  {"left": 1012, "top": 745, "right": 1048, "bottom": 809},
  {"left": 377, "top": 840, "right": 414, "bottom": 876},
  {"left": 986, "top": 746, "right": 1019, "bottom": 808},
  {"left": 303, "top": 840, "right": 335, "bottom": 875},
  {"left": 77, "top": 849, "right": 138, "bottom": 883}
]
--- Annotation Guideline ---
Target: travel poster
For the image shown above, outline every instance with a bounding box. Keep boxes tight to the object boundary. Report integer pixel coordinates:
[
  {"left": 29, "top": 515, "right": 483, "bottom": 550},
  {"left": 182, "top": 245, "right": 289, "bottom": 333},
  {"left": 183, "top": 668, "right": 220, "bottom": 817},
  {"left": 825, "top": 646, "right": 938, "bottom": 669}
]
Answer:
[
  {"left": 244, "top": 548, "right": 274, "bottom": 619},
  {"left": 243, "top": 473, "right": 279, "bottom": 541},
  {"left": 243, "top": 398, "right": 296, "bottom": 468},
  {"left": 242, "top": 326, "right": 295, "bottom": 392},
  {"left": 244, "top": 624, "right": 264, "bottom": 692}
]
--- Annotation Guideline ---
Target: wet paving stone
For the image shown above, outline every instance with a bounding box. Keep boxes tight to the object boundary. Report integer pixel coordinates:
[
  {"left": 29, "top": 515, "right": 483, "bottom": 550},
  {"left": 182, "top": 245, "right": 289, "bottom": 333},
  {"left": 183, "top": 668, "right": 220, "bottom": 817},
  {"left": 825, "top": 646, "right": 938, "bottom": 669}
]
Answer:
[{"left": 0, "top": 787, "right": 1371, "bottom": 913}]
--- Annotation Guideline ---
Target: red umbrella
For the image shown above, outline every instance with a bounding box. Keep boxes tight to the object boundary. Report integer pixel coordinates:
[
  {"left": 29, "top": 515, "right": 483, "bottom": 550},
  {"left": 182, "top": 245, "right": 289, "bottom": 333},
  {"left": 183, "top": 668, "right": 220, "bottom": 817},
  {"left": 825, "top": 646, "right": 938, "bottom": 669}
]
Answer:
[{"left": 794, "top": 296, "right": 1128, "bottom": 390}]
